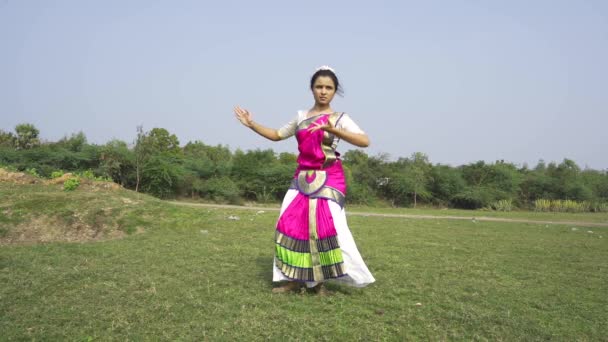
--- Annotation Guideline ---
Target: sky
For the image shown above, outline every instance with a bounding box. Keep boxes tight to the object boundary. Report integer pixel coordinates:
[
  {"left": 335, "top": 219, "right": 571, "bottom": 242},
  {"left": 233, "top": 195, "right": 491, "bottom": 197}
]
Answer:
[{"left": 1, "top": 0, "right": 607, "bottom": 170}]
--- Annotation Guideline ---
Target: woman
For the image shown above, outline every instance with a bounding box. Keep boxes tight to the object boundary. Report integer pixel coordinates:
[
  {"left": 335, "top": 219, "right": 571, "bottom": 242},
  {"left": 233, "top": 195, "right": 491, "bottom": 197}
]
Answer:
[{"left": 234, "top": 66, "right": 375, "bottom": 295}]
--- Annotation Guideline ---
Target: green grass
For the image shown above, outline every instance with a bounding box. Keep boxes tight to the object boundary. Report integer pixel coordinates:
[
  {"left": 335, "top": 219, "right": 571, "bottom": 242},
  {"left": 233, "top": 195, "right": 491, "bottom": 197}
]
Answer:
[
  {"left": 348, "top": 205, "right": 608, "bottom": 224},
  {"left": 175, "top": 197, "right": 608, "bottom": 225},
  {"left": 1, "top": 183, "right": 607, "bottom": 340}
]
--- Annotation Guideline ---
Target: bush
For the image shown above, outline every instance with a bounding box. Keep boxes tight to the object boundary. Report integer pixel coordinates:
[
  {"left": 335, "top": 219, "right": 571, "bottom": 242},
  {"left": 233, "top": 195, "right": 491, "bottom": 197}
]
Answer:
[
  {"left": 347, "top": 183, "right": 378, "bottom": 205},
  {"left": 0, "top": 163, "right": 18, "bottom": 172},
  {"left": 195, "top": 176, "right": 241, "bottom": 204},
  {"left": 488, "top": 199, "right": 514, "bottom": 212},
  {"left": 534, "top": 199, "right": 551, "bottom": 212},
  {"left": 589, "top": 201, "right": 608, "bottom": 213},
  {"left": 25, "top": 168, "right": 40, "bottom": 178},
  {"left": 63, "top": 177, "right": 80, "bottom": 191},
  {"left": 451, "top": 188, "right": 497, "bottom": 209},
  {"left": 141, "top": 155, "right": 185, "bottom": 198},
  {"left": 51, "top": 171, "right": 64, "bottom": 179},
  {"left": 534, "top": 199, "right": 596, "bottom": 213},
  {"left": 76, "top": 169, "right": 111, "bottom": 181}
]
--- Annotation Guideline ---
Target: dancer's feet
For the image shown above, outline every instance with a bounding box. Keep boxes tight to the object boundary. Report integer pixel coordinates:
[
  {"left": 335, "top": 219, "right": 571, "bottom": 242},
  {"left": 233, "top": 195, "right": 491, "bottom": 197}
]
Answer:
[{"left": 271, "top": 281, "right": 301, "bottom": 294}]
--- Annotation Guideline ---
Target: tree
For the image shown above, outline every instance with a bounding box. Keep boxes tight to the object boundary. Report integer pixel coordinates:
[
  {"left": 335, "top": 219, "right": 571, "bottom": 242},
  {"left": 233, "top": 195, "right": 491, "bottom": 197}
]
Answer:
[
  {"left": 428, "top": 165, "right": 466, "bottom": 206},
  {"left": 545, "top": 159, "right": 592, "bottom": 201},
  {"left": 581, "top": 169, "right": 608, "bottom": 200},
  {"left": 58, "top": 131, "right": 87, "bottom": 152},
  {"left": 183, "top": 140, "right": 232, "bottom": 177},
  {"left": 100, "top": 139, "right": 134, "bottom": 186},
  {"left": 231, "top": 149, "right": 291, "bottom": 201},
  {"left": 408, "top": 152, "right": 431, "bottom": 207},
  {"left": 14, "top": 123, "right": 40, "bottom": 150},
  {"left": 133, "top": 125, "right": 150, "bottom": 192},
  {"left": 0, "top": 129, "right": 15, "bottom": 148},
  {"left": 145, "top": 128, "right": 181, "bottom": 155},
  {"left": 141, "top": 154, "right": 184, "bottom": 198},
  {"left": 278, "top": 152, "right": 297, "bottom": 165},
  {"left": 342, "top": 149, "right": 383, "bottom": 204}
]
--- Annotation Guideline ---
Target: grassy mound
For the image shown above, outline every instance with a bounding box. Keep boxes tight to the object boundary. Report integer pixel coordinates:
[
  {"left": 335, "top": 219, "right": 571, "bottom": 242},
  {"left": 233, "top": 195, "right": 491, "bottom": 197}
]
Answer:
[{"left": 0, "top": 177, "right": 162, "bottom": 244}]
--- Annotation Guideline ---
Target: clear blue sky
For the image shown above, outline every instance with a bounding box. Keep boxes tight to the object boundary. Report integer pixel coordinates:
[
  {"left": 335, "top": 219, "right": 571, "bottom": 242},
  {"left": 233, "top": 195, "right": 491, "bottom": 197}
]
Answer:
[{"left": 1, "top": 0, "right": 607, "bottom": 169}]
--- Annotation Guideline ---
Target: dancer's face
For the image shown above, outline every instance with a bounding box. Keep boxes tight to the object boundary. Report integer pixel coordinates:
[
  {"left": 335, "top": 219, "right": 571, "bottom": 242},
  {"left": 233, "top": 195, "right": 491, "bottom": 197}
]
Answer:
[{"left": 312, "top": 76, "right": 336, "bottom": 106}]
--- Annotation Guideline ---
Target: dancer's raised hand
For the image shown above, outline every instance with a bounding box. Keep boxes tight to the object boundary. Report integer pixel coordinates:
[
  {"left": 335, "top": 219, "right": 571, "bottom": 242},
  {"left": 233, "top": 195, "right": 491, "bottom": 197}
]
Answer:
[{"left": 234, "top": 106, "right": 254, "bottom": 128}]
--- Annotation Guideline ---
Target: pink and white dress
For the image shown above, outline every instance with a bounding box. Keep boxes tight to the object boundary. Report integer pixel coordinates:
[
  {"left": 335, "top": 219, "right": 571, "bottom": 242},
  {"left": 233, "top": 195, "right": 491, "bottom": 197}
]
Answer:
[{"left": 273, "top": 111, "right": 375, "bottom": 288}]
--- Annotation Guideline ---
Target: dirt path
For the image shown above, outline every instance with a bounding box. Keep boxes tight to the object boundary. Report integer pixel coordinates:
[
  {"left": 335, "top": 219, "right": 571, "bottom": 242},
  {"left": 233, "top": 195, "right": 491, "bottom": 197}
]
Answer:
[{"left": 167, "top": 201, "right": 608, "bottom": 228}]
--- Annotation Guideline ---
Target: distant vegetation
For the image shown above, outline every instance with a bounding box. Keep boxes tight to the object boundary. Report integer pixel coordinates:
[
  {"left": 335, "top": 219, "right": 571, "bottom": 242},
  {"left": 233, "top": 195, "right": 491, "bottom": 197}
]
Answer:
[{"left": 1, "top": 123, "right": 607, "bottom": 211}]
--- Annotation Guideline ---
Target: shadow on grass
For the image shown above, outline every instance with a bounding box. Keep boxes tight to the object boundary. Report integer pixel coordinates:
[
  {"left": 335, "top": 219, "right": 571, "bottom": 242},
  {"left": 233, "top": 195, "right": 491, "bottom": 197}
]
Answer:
[{"left": 255, "top": 255, "right": 273, "bottom": 288}]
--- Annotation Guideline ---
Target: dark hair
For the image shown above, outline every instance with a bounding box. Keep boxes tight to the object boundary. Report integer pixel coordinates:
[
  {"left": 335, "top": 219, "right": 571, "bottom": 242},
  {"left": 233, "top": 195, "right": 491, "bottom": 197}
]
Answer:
[{"left": 310, "top": 69, "right": 344, "bottom": 96}]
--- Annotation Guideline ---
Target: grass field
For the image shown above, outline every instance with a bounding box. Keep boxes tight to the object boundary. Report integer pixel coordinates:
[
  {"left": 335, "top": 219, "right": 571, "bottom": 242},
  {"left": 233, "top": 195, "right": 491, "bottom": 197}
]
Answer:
[{"left": 1, "top": 183, "right": 607, "bottom": 340}]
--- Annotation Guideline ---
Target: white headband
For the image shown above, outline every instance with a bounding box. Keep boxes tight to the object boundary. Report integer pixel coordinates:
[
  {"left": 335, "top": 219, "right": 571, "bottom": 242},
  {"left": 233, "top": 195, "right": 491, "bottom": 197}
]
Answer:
[{"left": 316, "top": 65, "right": 336, "bottom": 73}]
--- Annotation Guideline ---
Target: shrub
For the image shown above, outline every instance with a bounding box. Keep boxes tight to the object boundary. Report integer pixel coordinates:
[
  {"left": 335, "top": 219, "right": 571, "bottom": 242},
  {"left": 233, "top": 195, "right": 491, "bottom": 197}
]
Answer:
[
  {"left": 75, "top": 169, "right": 110, "bottom": 181},
  {"left": 0, "top": 163, "right": 17, "bottom": 172},
  {"left": 51, "top": 171, "right": 64, "bottom": 179},
  {"left": 534, "top": 199, "right": 596, "bottom": 213},
  {"left": 451, "top": 188, "right": 497, "bottom": 209},
  {"left": 534, "top": 199, "right": 551, "bottom": 212},
  {"left": 195, "top": 176, "right": 241, "bottom": 204},
  {"left": 63, "top": 177, "right": 80, "bottom": 191},
  {"left": 25, "top": 168, "right": 40, "bottom": 178},
  {"left": 79, "top": 169, "right": 96, "bottom": 180},
  {"left": 590, "top": 201, "right": 608, "bottom": 213},
  {"left": 141, "top": 155, "right": 184, "bottom": 198},
  {"left": 490, "top": 199, "right": 513, "bottom": 212}
]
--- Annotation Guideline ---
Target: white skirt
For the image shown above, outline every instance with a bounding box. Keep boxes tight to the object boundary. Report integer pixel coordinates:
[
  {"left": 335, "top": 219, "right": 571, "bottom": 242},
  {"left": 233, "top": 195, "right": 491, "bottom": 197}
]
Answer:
[{"left": 273, "top": 189, "right": 376, "bottom": 288}]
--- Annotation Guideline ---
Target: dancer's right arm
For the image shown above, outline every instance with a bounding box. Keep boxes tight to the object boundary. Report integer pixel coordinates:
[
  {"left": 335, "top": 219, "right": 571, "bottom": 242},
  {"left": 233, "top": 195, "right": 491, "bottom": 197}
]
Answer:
[{"left": 234, "top": 106, "right": 281, "bottom": 141}]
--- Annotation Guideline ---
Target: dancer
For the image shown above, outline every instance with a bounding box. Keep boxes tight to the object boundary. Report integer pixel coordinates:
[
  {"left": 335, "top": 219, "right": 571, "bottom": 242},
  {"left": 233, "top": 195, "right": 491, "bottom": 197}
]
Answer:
[{"left": 234, "top": 66, "right": 375, "bottom": 295}]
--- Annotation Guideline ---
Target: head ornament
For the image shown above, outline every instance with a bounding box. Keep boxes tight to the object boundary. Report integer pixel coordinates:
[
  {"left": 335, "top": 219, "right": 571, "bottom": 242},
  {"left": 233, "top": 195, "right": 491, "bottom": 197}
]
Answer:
[{"left": 315, "top": 65, "right": 336, "bottom": 73}]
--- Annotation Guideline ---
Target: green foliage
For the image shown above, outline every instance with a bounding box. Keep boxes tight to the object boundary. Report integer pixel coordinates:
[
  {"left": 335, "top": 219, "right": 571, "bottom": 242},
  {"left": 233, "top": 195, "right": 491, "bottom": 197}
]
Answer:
[
  {"left": 25, "top": 168, "right": 40, "bottom": 178},
  {"left": 0, "top": 143, "right": 103, "bottom": 177},
  {"left": 141, "top": 154, "right": 185, "bottom": 198},
  {"left": 100, "top": 139, "right": 135, "bottom": 187},
  {"left": 182, "top": 156, "right": 215, "bottom": 179},
  {"left": 231, "top": 149, "right": 292, "bottom": 201},
  {"left": 488, "top": 199, "right": 514, "bottom": 212},
  {"left": 63, "top": 177, "right": 80, "bottom": 191},
  {"left": 452, "top": 187, "right": 499, "bottom": 209},
  {"left": 589, "top": 201, "right": 608, "bottom": 213},
  {"left": 428, "top": 165, "right": 466, "bottom": 206},
  {"left": 534, "top": 199, "right": 598, "bottom": 213},
  {"left": 0, "top": 163, "right": 18, "bottom": 172},
  {"left": 342, "top": 151, "right": 385, "bottom": 205},
  {"left": 278, "top": 152, "right": 297, "bottom": 165},
  {"left": 14, "top": 123, "right": 40, "bottom": 150},
  {"left": 75, "top": 169, "right": 111, "bottom": 181},
  {"left": 145, "top": 128, "right": 181, "bottom": 155},
  {"left": 194, "top": 176, "right": 241, "bottom": 204},
  {"left": 79, "top": 169, "right": 96, "bottom": 179},
  {"left": 51, "top": 171, "right": 64, "bottom": 179},
  {"left": 343, "top": 164, "right": 376, "bottom": 205},
  {"left": 57, "top": 131, "right": 87, "bottom": 152},
  {"left": 379, "top": 154, "right": 432, "bottom": 207},
  {"left": 534, "top": 199, "right": 551, "bottom": 212},
  {"left": 0, "top": 129, "right": 15, "bottom": 147},
  {"left": 1, "top": 125, "right": 607, "bottom": 208}
]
